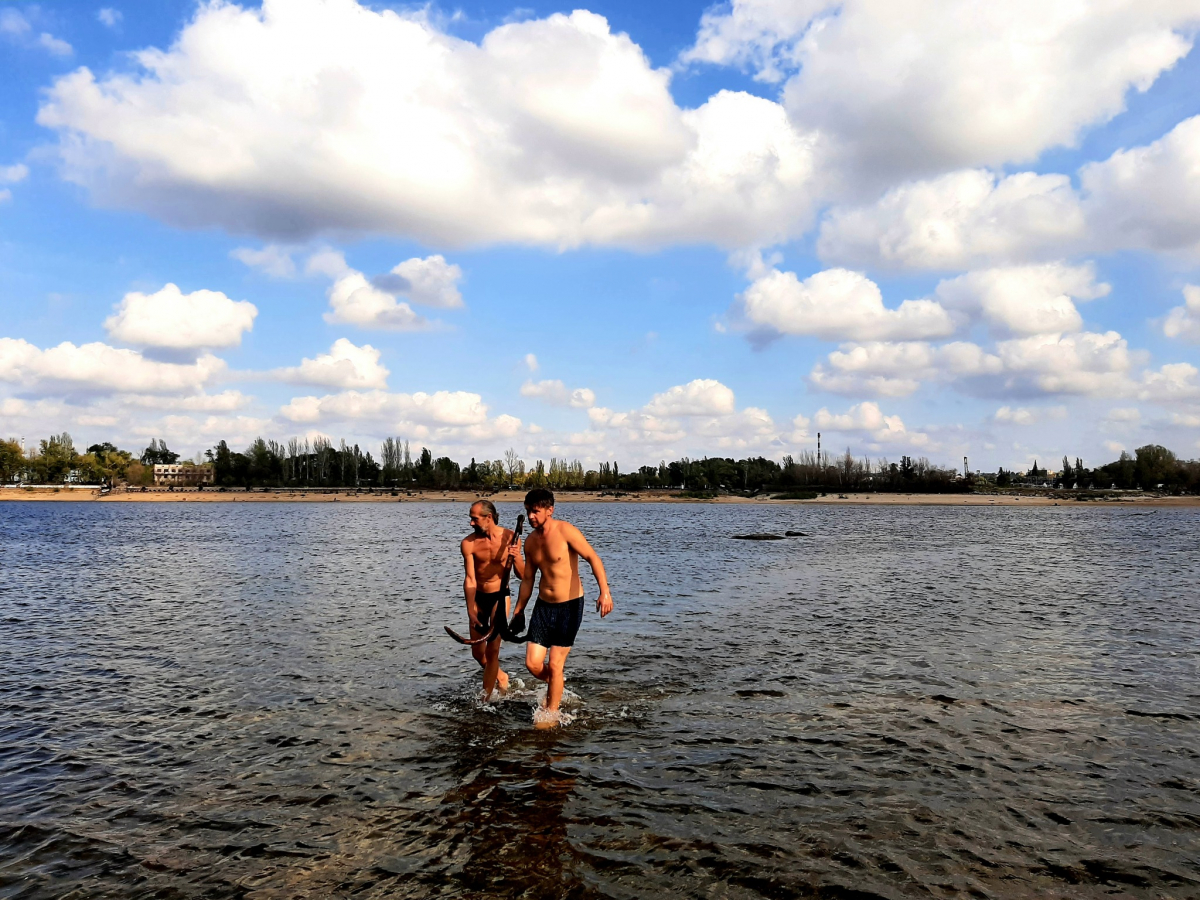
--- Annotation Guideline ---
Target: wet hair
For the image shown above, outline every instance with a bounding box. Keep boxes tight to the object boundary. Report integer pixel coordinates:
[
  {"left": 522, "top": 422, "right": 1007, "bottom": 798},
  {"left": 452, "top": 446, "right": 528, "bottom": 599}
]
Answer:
[
  {"left": 471, "top": 499, "right": 499, "bottom": 523},
  {"left": 524, "top": 488, "right": 555, "bottom": 510}
]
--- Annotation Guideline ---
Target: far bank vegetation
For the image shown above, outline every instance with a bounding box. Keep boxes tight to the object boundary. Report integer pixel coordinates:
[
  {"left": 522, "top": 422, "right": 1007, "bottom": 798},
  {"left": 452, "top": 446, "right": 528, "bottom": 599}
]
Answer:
[{"left": 3, "top": 433, "right": 1198, "bottom": 496}]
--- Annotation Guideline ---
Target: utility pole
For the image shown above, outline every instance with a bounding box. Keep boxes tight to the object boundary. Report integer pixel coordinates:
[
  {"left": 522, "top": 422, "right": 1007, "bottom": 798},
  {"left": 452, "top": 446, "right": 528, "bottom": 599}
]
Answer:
[{"left": 817, "top": 432, "right": 821, "bottom": 468}]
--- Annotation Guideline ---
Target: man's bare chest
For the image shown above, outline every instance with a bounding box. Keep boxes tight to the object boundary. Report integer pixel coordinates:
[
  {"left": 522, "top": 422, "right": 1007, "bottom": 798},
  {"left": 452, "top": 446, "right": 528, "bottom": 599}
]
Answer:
[
  {"left": 531, "top": 539, "right": 571, "bottom": 570},
  {"left": 470, "top": 540, "right": 505, "bottom": 569}
]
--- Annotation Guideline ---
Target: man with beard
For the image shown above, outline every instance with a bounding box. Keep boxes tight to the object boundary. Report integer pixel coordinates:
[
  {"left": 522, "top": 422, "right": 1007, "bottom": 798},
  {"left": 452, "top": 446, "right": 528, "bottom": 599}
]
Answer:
[
  {"left": 510, "top": 488, "right": 613, "bottom": 727},
  {"left": 461, "top": 499, "right": 524, "bottom": 697}
]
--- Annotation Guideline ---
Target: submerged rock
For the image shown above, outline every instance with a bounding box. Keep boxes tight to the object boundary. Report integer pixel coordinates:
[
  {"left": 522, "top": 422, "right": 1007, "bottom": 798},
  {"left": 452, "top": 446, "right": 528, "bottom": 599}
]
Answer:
[
  {"left": 784, "top": 530, "right": 808, "bottom": 537},
  {"left": 731, "top": 533, "right": 786, "bottom": 540}
]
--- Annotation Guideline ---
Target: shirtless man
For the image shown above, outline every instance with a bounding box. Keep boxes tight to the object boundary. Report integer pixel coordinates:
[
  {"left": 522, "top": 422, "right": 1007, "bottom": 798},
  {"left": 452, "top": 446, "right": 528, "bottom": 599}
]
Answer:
[
  {"left": 510, "top": 488, "right": 613, "bottom": 726},
  {"left": 461, "top": 500, "right": 524, "bottom": 697}
]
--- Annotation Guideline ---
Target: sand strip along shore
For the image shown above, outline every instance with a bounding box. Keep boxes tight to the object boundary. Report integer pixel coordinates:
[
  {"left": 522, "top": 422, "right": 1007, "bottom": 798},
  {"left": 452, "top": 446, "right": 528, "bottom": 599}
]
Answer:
[{"left": 3, "top": 487, "right": 1197, "bottom": 506}]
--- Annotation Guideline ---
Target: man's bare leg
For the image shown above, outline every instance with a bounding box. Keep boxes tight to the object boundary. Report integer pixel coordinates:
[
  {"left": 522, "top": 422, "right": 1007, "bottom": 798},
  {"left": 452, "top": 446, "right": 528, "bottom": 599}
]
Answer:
[
  {"left": 473, "top": 627, "right": 509, "bottom": 697},
  {"left": 525, "top": 643, "right": 571, "bottom": 723},
  {"left": 482, "top": 637, "right": 509, "bottom": 695}
]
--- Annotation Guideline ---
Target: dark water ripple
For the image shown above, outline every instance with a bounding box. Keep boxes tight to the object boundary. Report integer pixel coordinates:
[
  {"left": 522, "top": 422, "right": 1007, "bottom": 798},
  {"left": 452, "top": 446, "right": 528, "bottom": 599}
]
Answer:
[{"left": 1, "top": 501, "right": 1199, "bottom": 899}]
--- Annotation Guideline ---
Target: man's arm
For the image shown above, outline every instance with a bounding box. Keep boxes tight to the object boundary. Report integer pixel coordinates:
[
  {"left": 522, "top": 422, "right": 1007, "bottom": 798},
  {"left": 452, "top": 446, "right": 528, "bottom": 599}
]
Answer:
[
  {"left": 566, "top": 525, "right": 613, "bottom": 617},
  {"left": 461, "top": 539, "right": 481, "bottom": 630}
]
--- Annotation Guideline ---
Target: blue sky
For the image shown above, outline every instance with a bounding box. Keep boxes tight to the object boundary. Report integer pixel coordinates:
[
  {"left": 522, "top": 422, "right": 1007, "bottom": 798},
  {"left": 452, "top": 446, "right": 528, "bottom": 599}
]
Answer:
[{"left": 2, "top": 0, "right": 1200, "bottom": 472}]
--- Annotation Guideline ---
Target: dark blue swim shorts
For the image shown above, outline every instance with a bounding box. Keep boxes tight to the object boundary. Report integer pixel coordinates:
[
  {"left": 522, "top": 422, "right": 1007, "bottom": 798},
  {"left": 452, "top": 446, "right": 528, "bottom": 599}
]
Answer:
[{"left": 526, "top": 596, "right": 585, "bottom": 648}]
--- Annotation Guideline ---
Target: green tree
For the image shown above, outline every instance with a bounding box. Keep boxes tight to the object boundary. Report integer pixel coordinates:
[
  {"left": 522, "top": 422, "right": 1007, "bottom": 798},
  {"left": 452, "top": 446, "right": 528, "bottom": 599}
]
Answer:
[
  {"left": 416, "top": 447, "right": 434, "bottom": 485},
  {"left": 1134, "top": 444, "right": 1177, "bottom": 489},
  {"left": 0, "top": 438, "right": 25, "bottom": 483},
  {"left": 34, "top": 433, "right": 77, "bottom": 483}
]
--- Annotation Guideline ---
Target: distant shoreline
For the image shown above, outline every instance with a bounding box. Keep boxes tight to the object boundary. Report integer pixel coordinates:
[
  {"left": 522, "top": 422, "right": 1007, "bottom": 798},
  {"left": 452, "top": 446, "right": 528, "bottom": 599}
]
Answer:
[{"left": 3, "top": 486, "right": 1198, "bottom": 507}]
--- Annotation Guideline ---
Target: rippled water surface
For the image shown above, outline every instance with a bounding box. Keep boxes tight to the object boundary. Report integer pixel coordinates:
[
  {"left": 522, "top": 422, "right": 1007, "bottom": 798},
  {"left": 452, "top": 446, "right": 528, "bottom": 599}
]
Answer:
[{"left": 2, "top": 500, "right": 1199, "bottom": 899}]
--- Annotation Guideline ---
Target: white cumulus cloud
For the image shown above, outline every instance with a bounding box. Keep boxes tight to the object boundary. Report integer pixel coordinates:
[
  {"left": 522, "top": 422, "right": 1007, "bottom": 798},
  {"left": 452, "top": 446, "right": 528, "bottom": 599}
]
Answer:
[
  {"left": 814, "top": 401, "right": 926, "bottom": 447},
  {"left": 278, "top": 387, "right": 523, "bottom": 447},
  {"left": 644, "top": 378, "right": 736, "bottom": 416},
  {"left": 933, "top": 263, "right": 1110, "bottom": 336},
  {"left": 995, "top": 331, "right": 1139, "bottom": 396},
  {"left": 275, "top": 338, "right": 389, "bottom": 390},
  {"left": 370, "top": 255, "right": 463, "bottom": 309},
  {"left": 817, "top": 169, "right": 1087, "bottom": 270},
  {"left": 36, "top": 1, "right": 818, "bottom": 249},
  {"left": 312, "top": 251, "right": 433, "bottom": 331},
  {"left": 683, "top": 0, "right": 1198, "bottom": 184},
  {"left": 1081, "top": 114, "right": 1200, "bottom": 257},
  {"left": 0, "top": 337, "right": 224, "bottom": 395},
  {"left": 105, "top": 283, "right": 258, "bottom": 350},
  {"left": 739, "top": 267, "right": 955, "bottom": 341},
  {"left": 520, "top": 379, "right": 595, "bottom": 408},
  {"left": 810, "top": 340, "right": 1001, "bottom": 397},
  {"left": 1163, "top": 285, "right": 1200, "bottom": 342}
]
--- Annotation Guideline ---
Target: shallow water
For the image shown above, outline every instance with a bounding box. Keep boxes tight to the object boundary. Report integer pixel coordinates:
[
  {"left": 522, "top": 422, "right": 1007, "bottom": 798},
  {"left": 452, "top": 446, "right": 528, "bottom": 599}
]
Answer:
[{"left": 1, "top": 500, "right": 1198, "bottom": 899}]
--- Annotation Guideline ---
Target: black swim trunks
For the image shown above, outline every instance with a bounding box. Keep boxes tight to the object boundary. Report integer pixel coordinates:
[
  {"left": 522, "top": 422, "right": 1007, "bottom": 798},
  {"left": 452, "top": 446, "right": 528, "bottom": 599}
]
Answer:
[
  {"left": 474, "top": 589, "right": 509, "bottom": 640},
  {"left": 527, "top": 596, "right": 585, "bottom": 648}
]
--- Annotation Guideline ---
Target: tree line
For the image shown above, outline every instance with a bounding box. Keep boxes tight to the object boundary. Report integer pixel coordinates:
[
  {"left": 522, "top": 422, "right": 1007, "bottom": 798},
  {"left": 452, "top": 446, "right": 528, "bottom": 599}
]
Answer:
[
  {"left": 996, "top": 446, "right": 1200, "bottom": 493},
  {"left": 2, "top": 431, "right": 1198, "bottom": 494}
]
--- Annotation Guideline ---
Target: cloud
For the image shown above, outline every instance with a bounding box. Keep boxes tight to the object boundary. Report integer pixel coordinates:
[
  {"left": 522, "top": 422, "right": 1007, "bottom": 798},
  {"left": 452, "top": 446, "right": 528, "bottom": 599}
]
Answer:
[
  {"left": 739, "top": 267, "right": 955, "bottom": 342},
  {"left": 0, "top": 162, "right": 28, "bottom": 203},
  {"left": 814, "top": 401, "right": 926, "bottom": 447},
  {"left": 370, "top": 255, "right": 463, "bottom": 309},
  {"left": 1, "top": 8, "right": 72, "bottom": 56},
  {"left": 38, "top": 32, "right": 72, "bottom": 56},
  {"left": 1, "top": 164, "right": 29, "bottom": 185},
  {"left": 280, "top": 389, "right": 488, "bottom": 426},
  {"left": 817, "top": 115, "right": 1200, "bottom": 270},
  {"left": 810, "top": 340, "right": 1002, "bottom": 397},
  {"left": 278, "top": 387, "right": 523, "bottom": 446},
  {"left": 682, "top": 0, "right": 1198, "bottom": 184},
  {"left": 644, "top": 378, "right": 735, "bottom": 416},
  {"left": 1163, "top": 285, "right": 1200, "bottom": 342},
  {"left": 995, "top": 331, "right": 1139, "bottom": 396},
  {"left": 312, "top": 252, "right": 432, "bottom": 331},
  {"left": 581, "top": 377, "right": 779, "bottom": 456},
  {"left": 933, "top": 263, "right": 1110, "bottom": 336},
  {"left": 121, "top": 390, "right": 251, "bottom": 412},
  {"left": 1080, "top": 114, "right": 1200, "bottom": 256},
  {"left": 0, "top": 337, "right": 224, "bottom": 395},
  {"left": 523, "top": 353, "right": 539, "bottom": 372},
  {"left": 0, "top": 8, "right": 29, "bottom": 37},
  {"left": 520, "top": 379, "right": 595, "bottom": 408},
  {"left": 104, "top": 283, "right": 258, "bottom": 351},
  {"left": 1138, "top": 362, "right": 1200, "bottom": 405},
  {"left": 817, "top": 170, "right": 1086, "bottom": 270},
  {"left": 1105, "top": 407, "right": 1141, "bottom": 424},
  {"left": 97, "top": 8, "right": 122, "bottom": 28},
  {"left": 231, "top": 244, "right": 297, "bottom": 278},
  {"left": 994, "top": 405, "right": 1066, "bottom": 425},
  {"left": 274, "top": 338, "right": 386, "bottom": 391},
  {"left": 37, "top": 2, "right": 818, "bottom": 249},
  {"left": 275, "top": 338, "right": 389, "bottom": 390}
]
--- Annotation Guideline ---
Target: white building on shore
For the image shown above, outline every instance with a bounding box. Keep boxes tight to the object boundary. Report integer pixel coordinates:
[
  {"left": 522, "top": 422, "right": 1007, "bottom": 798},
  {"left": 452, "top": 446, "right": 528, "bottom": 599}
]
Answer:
[{"left": 153, "top": 464, "right": 215, "bottom": 486}]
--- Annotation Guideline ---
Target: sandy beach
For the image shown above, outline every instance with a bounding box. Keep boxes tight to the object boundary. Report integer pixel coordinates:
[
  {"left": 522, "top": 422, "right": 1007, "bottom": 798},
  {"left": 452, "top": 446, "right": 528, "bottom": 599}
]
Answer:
[{"left": 4, "top": 486, "right": 1197, "bottom": 506}]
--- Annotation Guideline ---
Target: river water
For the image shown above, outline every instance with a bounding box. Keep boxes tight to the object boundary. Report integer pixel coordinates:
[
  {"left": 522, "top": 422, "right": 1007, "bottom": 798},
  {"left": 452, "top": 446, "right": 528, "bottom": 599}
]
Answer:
[{"left": 1, "top": 500, "right": 1198, "bottom": 899}]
